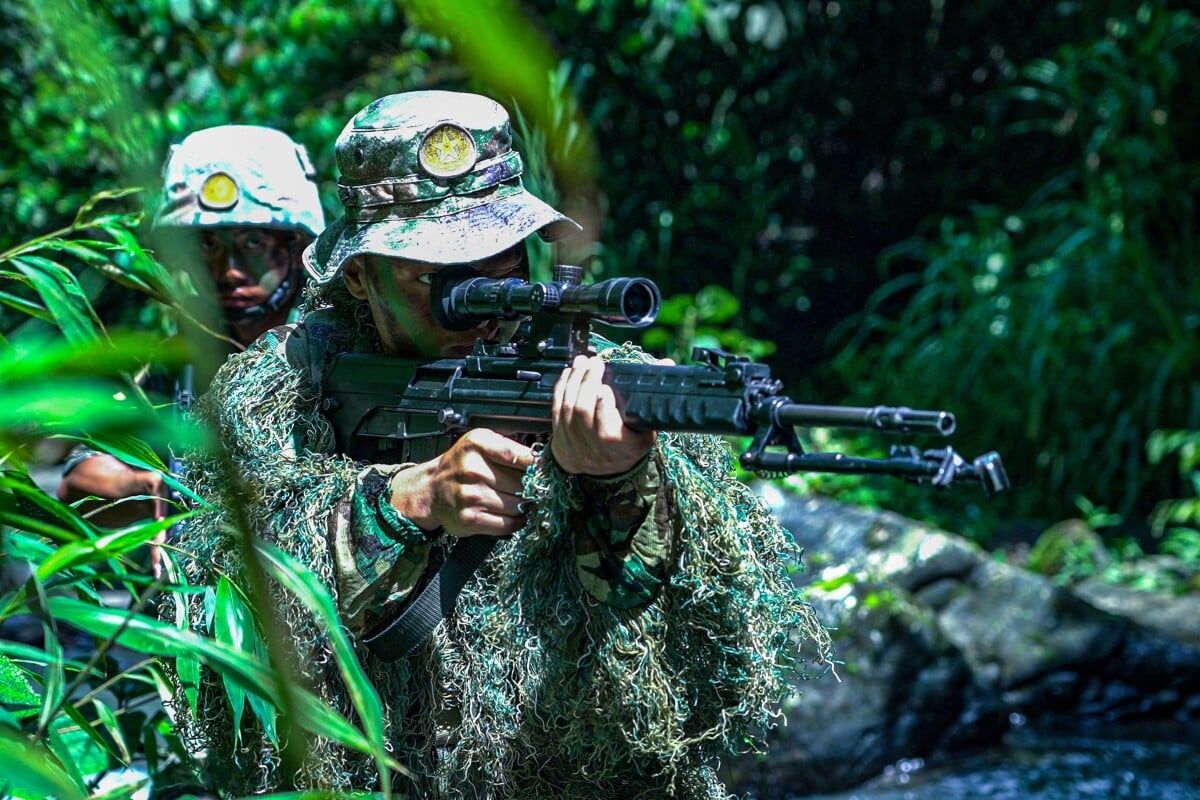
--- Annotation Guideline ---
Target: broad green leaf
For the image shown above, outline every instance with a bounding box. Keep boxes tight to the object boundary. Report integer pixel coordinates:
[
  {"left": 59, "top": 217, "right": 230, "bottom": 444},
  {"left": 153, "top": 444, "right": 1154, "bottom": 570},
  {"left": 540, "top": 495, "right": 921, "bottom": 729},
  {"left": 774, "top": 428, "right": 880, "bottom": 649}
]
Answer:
[
  {"left": 46, "top": 597, "right": 392, "bottom": 765},
  {"left": 10, "top": 255, "right": 104, "bottom": 345},
  {"left": 257, "top": 542, "right": 396, "bottom": 791},
  {"left": 694, "top": 284, "right": 740, "bottom": 323},
  {"left": 216, "top": 575, "right": 278, "bottom": 743},
  {"left": 0, "top": 332, "right": 183, "bottom": 384},
  {"left": 0, "top": 653, "right": 37, "bottom": 707},
  {"left": 0, "top": 727, "right": 85, "bottom": 800},
  {"left": 47, "top": 723, "right": 89, "bottom": 794},
  {"left": 37, "top": 514, "right": 187, "bottom": 580},
  {"left": 0, "top": 641, "right": 97, "bottom": 676},
  {"left": 656, "top": 293, "right": 695, "bottom": 326}
]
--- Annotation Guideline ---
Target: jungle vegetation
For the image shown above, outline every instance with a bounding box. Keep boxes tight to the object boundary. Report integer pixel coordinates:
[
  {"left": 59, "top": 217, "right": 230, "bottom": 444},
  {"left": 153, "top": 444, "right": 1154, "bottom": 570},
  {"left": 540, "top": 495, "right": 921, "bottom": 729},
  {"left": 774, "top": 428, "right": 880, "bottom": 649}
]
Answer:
[{"left": 0, "top": 0, "right": 1196, "bottom": 796}]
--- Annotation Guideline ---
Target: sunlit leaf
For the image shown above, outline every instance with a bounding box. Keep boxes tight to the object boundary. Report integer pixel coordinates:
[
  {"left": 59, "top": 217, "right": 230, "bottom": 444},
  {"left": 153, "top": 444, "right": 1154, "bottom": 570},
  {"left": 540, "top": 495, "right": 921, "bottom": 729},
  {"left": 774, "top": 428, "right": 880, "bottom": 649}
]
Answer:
[
  {"left": 0, "top": 653, "right": 37, "bottom": 707},
  {"left": 694, "top": 284, "right": 739, "bottom": 324},
  {"left": 257, "top": 542, "right": 396, "bottom": 789},
  {"left": 0, "top": 727, "right": 86, "bottom": 800},
  {"left": 37, "top": 621, "right": 65, "bottom": 735},
  {"left": 10, "top": 255, "right": 104, "bottom": 345},
  {"left": 37, "top": 514, "right": 187, "bottom": 580},
  {"left": 46, "top": 597, "right": 394, "bottom": 765}
]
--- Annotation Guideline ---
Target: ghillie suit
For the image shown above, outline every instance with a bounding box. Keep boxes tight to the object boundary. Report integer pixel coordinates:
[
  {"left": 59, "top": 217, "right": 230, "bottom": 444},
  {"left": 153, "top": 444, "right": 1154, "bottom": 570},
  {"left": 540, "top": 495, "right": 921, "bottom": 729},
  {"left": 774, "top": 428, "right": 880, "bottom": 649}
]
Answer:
[{"left": 164, "top": 281, "right": 832, "bottom": 799}]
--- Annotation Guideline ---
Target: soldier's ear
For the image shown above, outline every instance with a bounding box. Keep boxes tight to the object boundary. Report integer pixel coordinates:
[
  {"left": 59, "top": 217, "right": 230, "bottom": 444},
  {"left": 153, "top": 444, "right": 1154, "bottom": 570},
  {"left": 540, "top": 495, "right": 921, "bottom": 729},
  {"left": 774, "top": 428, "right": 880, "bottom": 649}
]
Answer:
[{"left": 343, "top": 258, "right": 370, "bottom": 300}]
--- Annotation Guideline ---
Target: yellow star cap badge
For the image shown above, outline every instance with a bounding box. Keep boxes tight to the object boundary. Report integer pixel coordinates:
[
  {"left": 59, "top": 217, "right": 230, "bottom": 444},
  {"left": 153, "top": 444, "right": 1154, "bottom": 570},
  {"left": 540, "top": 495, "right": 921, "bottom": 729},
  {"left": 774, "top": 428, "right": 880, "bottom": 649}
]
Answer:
[
  {"left": 199, "top": 172, "right": 239, "bottom": 210},
  {"left": 418, "top": 124, "right": 478, "bottom": 179}
]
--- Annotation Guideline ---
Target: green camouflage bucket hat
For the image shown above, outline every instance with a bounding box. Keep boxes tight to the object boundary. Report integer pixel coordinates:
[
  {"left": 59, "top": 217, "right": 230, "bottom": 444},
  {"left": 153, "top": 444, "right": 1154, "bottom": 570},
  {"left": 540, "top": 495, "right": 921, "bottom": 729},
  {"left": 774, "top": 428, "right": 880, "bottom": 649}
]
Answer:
[
  {"left": 304, "top": 90, "right": 579, "bottom": 285},
  {"left": 155, "top": 125, "right": 325, "bottom": 238}
]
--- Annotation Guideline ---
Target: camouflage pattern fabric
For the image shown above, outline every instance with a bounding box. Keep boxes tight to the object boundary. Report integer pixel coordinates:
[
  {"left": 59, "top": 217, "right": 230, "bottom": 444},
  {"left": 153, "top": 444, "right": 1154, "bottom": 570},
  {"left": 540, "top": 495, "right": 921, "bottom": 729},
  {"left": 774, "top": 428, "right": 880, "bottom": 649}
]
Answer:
[
  {"left": 304, "top": 91, "right": 579, "bottom": 283},
  {"left": 163, "top": 284, "right": 832, "bottom": 799}
]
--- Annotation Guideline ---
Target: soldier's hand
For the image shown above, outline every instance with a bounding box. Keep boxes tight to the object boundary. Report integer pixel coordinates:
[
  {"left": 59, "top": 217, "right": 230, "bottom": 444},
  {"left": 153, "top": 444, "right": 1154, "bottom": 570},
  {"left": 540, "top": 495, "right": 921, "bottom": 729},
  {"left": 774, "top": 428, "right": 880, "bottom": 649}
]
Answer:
[
  {"left": 388, "top": 428, "right": 534, "bottom": 538},
  {"left": 551, "top": 355, "right": 658, "bottom": 477}
]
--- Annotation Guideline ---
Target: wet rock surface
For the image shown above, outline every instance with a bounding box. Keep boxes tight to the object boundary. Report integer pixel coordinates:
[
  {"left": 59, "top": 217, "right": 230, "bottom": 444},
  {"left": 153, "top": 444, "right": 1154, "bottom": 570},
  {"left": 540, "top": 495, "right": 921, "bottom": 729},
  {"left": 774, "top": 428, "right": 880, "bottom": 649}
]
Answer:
[{"left": 731, "top": 493, "right": 1200, "bottom": 798}]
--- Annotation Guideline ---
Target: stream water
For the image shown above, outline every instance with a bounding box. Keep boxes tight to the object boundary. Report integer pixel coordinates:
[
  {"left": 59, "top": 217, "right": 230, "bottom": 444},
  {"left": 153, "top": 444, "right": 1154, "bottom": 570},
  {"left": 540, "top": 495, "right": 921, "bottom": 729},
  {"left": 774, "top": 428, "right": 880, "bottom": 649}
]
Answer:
[{"left": 808, "top": 721, "right": 1200, "bottom": 800}]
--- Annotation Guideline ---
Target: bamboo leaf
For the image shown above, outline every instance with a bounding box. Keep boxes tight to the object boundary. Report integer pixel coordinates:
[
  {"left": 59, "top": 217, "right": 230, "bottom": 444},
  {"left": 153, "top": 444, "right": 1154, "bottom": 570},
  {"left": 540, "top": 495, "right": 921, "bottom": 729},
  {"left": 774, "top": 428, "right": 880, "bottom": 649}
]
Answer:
[
  {"left": 37, "top": 514, "right": 188, "bottom": 580},
  {"left": 37, "top": 623, "right": 64, "bottom": 735},
  {"left": 214, "top": 577, "right": 251, "bottom": 741},
  {"left": 46, "top": 597, "right": 390, "bottom": 763},
  {"left": 0, "top": 288, "right": 51, "bottom": 321},
  {"left": 0, "top": 728, "right": 86, "bottom": 800},
  {"left": 10, "top": 255, "right": 104, "bottom": 345},
  {"left": 92, "top": 698, "right": 132, "bottom": 763},
  {"left": 256, "top": 542, "right": 396, "bottom": 793}
]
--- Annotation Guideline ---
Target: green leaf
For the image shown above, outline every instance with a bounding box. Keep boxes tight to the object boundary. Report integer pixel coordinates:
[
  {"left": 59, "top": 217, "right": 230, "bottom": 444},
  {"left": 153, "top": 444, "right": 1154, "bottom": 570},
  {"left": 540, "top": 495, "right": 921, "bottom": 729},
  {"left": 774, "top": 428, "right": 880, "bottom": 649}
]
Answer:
[
  {"left": 37, "top": 514, "right": 186, "bottom": 580},
  {"left": 0, "top": 727, "right": 86, "bottom": 800},
  {"left": 46, "top": 597, "right": 391, "bottom": 765},
  {"left": 214, "top": 578, "right": 252, "bottom": 742},
  {"left": 694, "top": 284, "right": 739, "bottom": 323},
  {"left": 92, "top": 698, "right": 131, "bottom": 763},
  {"left": 0, "top": 288, "right": 51, "bottom": 321},
  {"left": 656, "top": 293, "right": 694, "bottom": 326},
  {"left": 10, "top": 255, "right": 104, "bottom": 345},
  {"left": 257, "top": 543, "right": 398, "bottom": 789},
  {"left": 37, "top": 622, "right": 64, "bottom": 735},
  {"left": 0, "top": 653, "right": 37, "bottom": 707}
]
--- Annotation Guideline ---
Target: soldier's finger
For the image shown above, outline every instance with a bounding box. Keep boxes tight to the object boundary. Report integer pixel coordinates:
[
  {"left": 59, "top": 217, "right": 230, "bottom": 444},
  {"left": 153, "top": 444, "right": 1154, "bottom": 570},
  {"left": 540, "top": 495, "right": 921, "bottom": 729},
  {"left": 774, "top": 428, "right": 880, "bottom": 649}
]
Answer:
[
  {"left": 595, "top": 384, "right": 628, "bottom": 442},
  {"left": 552, "top": 365, "right": 569, "bottom": 429},
  {"left": 560, "top": 355, "right": 589, "bottom": 428},
  {"left": 571, "top": 357, "right": 605, "bottom": 433},
  {"left": 491, "top": 465, "right": 527, "bottom": 495},
  {"left": 470, "top": 429, "right": 534, "bottom": 469},
  {"left": 454, "top": 509, "right": 525, "bottom": 538}
]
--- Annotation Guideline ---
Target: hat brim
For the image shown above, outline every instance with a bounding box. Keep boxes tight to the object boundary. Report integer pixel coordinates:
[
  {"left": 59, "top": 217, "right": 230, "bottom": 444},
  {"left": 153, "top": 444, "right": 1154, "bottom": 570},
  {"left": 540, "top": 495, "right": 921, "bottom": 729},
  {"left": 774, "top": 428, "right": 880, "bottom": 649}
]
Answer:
[{"left": 304, "top": 189, "right": 579, "bottom": 285}]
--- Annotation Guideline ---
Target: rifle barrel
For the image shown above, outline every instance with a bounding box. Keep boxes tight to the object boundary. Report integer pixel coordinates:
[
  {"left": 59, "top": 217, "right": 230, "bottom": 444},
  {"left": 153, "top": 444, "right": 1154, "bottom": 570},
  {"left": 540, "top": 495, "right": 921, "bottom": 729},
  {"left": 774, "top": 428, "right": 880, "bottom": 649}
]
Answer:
[{"left": 776, "top": 403, "right": 956, "bottom": 436}]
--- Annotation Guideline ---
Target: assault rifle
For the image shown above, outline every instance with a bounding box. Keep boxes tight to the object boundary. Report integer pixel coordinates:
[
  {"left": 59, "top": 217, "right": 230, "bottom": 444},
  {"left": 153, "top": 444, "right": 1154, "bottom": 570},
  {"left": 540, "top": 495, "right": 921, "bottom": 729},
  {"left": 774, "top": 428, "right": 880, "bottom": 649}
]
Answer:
[
  {"left": 320, "top": 264, "right": 1008, "bottom": 659},
  {"left": 320, "top": 264, "right": 1008, "bottom": 494}
]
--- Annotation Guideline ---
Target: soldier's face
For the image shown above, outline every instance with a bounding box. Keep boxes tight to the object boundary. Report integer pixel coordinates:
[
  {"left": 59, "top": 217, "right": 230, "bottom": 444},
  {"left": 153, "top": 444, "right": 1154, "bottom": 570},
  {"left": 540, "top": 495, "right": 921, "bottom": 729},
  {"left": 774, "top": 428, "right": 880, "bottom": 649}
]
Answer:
[
  {"left": 343, "top": 246, "right": 527, "bottom": 359},
  {"left": 198, "top": 228, "right": 299, "bottom": 312}
]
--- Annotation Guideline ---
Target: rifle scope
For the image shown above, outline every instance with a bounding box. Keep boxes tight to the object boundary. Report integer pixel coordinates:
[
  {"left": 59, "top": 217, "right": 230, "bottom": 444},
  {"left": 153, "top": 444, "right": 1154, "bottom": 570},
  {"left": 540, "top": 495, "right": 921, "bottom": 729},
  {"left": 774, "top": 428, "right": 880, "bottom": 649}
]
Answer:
[{"left": 432, "top": 267, "right": 661, "bottom": 331}]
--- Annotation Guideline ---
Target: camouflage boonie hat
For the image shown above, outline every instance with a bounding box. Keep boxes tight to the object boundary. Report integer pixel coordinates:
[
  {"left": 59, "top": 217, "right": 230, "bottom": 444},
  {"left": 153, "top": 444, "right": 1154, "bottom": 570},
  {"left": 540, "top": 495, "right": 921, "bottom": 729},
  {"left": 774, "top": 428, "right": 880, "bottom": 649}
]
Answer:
[
  {"left": 304, "top": 90, "right": 579, "bottom": 285},
  {"left": 155, "top": 125, "right": 325, "bottom": 238}
]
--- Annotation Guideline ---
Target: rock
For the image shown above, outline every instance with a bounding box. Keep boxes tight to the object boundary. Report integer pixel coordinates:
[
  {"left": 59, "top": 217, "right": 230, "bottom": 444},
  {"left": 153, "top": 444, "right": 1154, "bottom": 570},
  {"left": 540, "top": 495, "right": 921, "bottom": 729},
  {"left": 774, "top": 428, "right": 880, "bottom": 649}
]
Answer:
[
  {"left": 734, "top": 490, "right": 1200, "bottom": 797},
  {"left": 1075, "top": 579, "right": 1200, "bottom": 650},
  {"left": 729, "top": 579, "right": 1001, "bottom": 796}
]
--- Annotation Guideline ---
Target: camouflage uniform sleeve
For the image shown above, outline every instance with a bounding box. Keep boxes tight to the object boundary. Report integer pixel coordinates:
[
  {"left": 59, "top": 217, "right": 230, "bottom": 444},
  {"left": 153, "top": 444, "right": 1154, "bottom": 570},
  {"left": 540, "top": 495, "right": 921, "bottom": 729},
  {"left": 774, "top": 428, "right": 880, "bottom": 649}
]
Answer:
[
  {"left": 572, "top": 455, "right": 671, "bottom": 609},
  {"left": 331, "top": 464, "right": 442, "bottom": 635}
]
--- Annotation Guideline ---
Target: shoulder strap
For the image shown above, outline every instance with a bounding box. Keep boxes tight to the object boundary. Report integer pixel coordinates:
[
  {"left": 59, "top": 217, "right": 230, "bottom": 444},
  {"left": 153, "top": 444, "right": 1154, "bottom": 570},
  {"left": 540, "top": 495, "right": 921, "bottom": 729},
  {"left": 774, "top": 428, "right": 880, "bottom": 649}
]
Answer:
[{"left": 363, "top": 535, "right": 497, "bottom": 660}]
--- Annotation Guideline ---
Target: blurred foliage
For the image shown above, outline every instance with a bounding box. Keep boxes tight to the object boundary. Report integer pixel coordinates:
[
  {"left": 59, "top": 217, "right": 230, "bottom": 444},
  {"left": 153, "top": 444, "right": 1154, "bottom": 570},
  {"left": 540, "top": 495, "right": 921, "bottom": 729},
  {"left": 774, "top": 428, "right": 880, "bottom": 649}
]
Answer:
[
  {"left": 0, "top": 1, "right": 1195, "bottom": 533},
  {"left": 0, "top": 199, "right": 401, "bottom": 797},
  {"left": 835, "top": 1, "right": 1199, "bottom": 531}
]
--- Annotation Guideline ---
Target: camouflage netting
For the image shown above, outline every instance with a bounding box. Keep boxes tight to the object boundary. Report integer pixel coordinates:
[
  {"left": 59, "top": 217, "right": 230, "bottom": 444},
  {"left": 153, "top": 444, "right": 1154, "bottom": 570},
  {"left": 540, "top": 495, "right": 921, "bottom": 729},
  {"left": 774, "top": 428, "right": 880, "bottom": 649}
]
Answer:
[{"left": 163, "top": 282, "right": 832, "bottom": 798}]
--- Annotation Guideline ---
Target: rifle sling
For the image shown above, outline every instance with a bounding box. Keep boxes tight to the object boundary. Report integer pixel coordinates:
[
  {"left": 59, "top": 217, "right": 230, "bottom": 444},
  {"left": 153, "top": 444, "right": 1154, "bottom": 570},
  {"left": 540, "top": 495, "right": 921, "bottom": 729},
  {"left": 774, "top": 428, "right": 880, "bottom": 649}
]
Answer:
[{"left": 363, "top": 534, "right": 497, "bottom": 660}]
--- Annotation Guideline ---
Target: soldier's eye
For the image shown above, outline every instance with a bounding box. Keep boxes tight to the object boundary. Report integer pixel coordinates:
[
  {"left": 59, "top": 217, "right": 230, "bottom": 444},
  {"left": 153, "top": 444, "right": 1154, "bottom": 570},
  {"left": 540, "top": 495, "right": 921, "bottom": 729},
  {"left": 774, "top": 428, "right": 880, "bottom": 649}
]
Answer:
[
  {"left": 241, "top": 233, "right": 267, "bottom": 249},
  {"left": 416, "top": 273, "right": 436, "bottom": 286},
  {"left": 199, "top": 235, "right": 221, "bottom": 254}
]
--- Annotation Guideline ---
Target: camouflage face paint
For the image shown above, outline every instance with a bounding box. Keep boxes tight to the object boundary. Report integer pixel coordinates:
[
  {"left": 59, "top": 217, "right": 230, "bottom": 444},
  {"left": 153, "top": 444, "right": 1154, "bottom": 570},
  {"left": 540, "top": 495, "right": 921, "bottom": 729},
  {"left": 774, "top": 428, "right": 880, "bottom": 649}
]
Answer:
[
  {"left": 363, "top": 247, "right": 527, "bottom": 358},
  {"left": 200, "top": 228, "right": 299, "bottom": 313}
]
